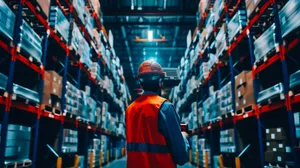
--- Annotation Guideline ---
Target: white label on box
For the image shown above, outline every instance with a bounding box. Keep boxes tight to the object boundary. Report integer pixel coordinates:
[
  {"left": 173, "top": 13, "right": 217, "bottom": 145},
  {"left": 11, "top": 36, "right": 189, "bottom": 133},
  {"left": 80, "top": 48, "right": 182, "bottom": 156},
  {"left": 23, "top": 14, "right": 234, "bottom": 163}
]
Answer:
[
  {"left": 56, "top": 102, "right": 60, "bottom": 107},
  {"left": 271, "top": 133, "right": 275, "bottom": 139},
  {"left": 243, "top": 99, "right": 246, "bottom": 105},
  {"left": 53, "top": 88, "right": 56, "bottom": 93},
  {"left": 58, "top": 80, "right": 61, "bottom": 84},
  {"left": 49, "top": 99, "right": 51, "bottom": 104},
  {"left": 277, "top": 156, "right": 282, "bottom": 162},
  {"left": 266, "top": 129, "right": 270, "bottom": 133},
  {"left": 266, "top": 142, "right": 270, "bottom": 146},
  {"left": 279, "top": 144, "right": 283, "bottom": 148},
  {"left": 238, "top": 91, "right": 241, "bottom": 97},
  {"left": 53, "top": 77, "right": 57, "bottom": 82},
  {"left": 236, "top": 102, "right": 239, "bottom": 107},
  {"left": 240, "top": 78, "right": 243, "bottom": 85},
  {"left": 277, "top": 128, "right": 281, "bottom": 132}
]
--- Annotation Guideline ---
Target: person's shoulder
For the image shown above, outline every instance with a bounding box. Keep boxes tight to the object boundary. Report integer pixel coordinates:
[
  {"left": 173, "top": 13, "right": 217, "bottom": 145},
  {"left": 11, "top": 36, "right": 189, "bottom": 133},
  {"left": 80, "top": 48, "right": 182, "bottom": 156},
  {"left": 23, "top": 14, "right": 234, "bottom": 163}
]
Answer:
[{"left": 160, "top": 101, "right": 175, "bottom": 112}]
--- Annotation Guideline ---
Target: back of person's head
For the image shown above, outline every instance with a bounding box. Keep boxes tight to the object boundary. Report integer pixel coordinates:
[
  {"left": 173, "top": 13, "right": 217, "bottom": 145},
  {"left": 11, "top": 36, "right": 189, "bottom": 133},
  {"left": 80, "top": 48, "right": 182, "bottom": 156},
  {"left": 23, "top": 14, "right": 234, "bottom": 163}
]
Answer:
[{"left": 137, "top": 60, "right": 165, "bottom": 94}]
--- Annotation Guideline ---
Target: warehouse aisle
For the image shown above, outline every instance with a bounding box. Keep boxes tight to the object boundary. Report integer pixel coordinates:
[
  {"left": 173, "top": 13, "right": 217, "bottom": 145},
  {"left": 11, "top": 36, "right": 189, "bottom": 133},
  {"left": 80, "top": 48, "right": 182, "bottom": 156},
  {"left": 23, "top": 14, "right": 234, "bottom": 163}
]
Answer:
[{"left": 103, "top": 157, "right": 197, "bottom": 168}]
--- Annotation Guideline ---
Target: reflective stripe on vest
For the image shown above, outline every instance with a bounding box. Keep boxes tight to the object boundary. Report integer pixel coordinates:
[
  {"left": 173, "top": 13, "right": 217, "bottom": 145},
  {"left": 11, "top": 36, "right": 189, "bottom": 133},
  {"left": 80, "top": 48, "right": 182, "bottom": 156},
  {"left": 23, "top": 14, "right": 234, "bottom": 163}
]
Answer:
[{"left": 127, "top": 142, "right": 169, "bottom": 154}]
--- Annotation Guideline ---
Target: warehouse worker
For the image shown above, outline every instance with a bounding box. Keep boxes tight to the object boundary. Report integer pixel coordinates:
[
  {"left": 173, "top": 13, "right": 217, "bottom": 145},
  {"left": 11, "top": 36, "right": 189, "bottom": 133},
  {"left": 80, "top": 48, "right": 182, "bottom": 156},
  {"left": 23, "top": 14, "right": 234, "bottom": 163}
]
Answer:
[{"left": 126, "top": 60, "right": 189, "bottom": 168}]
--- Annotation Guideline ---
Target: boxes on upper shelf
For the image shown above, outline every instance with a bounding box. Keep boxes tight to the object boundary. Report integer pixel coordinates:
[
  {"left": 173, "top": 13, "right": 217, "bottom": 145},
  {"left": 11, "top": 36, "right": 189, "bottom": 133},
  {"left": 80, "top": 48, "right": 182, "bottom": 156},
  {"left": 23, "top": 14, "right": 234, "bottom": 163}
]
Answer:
[
  {"left": 279, "top": 0, "right": 300, "bottom": 38},
  {"left": 36, "top": 0, "right": 51, "bottom": 18},
  {"left": 213, "top": 0, "right": 224, "bottom": 24},
  {"left": 0, "top": 0, "right": 16, "bottom": 41},
  {"left": 61, "top": 129, "right": 78, "bottom": 153},
  {"left": 78, "top": 38, "right": 92, "bottom": 69},
  {"left": 235, "top": 71, "right": 255, "bottom": 112},
  {"left": 205, "top": 11, "right": 214, "bottom": 41},
  {"left": 257, "top": 83, "right": 284, "bottom": 105},
  {"left": 84, "top": 9, "right": 95, "bottom": 38},
  {"left": 245, "top": 0, "right": 262, "bottom": 18},
  {"left": 72, "top": 0, "right": 85, "bottom": 23},
  {"left": 69, "top": 21, "right": 82, "bottom": 53},
  {"left": 227, "top": 10, "right": 247, "bottom": 43},
  {"left": 254, "top": 24, "right": 276, "bottom": 63},
  {"left": 49, "top": 6, "right": 70, "bottom": 43},
  {"left": 20, "top": 20, "right": 43, "bottom": 63},
  {"left": 215, "top": 24, "right": 227, "bottom": 58}
]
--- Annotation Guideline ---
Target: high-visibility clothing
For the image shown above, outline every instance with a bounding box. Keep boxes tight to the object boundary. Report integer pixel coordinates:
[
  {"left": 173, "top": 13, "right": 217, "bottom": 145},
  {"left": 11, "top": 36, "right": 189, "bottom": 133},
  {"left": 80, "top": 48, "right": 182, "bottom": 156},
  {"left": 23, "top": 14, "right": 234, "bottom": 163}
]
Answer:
[{"left": 126, "top": 94, "right": 176, "bottom": 168}]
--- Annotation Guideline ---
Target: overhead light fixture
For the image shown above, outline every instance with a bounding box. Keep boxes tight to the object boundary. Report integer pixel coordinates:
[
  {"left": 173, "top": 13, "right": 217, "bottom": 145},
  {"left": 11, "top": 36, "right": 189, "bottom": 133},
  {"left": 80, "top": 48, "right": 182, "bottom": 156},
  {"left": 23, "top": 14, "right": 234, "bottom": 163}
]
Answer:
[
  {"left": 148, "top": 30, "right": 153, "bottom": 42},
  {"left": 143, "top": 51, "right": 146, "bottom": 55},
  {"left": 137, "top": 7, "right": 142, "bottom": 10},
  {"left": 155, "top": 51, "right": 158, "bottom": 55},
  {"left": 149, "top": 57, "right": 157, "bottom": 62}
]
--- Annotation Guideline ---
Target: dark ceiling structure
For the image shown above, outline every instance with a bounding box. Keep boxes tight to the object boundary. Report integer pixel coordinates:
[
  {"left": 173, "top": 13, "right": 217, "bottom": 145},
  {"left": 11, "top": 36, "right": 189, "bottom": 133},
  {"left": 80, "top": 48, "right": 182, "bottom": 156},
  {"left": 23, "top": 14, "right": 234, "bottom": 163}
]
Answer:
[{"left": 100, "top": 0, "right": 199, "bottom": 98}]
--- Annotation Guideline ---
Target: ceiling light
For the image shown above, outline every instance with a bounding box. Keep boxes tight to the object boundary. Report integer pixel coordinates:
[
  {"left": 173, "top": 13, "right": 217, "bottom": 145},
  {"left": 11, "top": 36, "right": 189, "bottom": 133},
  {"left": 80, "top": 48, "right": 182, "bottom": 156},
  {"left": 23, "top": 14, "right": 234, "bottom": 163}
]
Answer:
[
  {"left": 149, "top": 57, "right": 156, "bottom": 62},
  {"left": 148, "top": 30, "right": 153, "bottom": 42},
  {"left": 155, "top": 51, "right": 158, "bottom": 55},
  {"left": 137, "top": 7, "right": 142, "bottom": 10},
  {"left": 143, "top": 51, "right": 146, "bottom": 55}
]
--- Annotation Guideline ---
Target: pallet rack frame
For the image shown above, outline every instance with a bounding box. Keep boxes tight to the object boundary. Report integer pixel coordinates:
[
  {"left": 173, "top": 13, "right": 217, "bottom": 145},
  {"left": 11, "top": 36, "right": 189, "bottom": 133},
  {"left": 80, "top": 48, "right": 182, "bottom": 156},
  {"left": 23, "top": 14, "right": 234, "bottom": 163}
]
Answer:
[
  {"left": 0, "top": 0, "right": 127, "bottom": 167},
  {"left": 179, "top": 0, "right": 300, "bottom": 167}
]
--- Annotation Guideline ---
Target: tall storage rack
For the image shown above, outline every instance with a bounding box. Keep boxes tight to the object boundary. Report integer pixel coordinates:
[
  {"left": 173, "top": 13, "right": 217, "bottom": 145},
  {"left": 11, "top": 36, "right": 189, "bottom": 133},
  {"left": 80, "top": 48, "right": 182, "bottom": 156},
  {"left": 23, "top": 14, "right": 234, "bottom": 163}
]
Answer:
[
  {"left": 171, "top": 0, "right": 300, "bottom": 167},
  {"left": 0, "top": 0, "right": 128, "bottom": 167}
]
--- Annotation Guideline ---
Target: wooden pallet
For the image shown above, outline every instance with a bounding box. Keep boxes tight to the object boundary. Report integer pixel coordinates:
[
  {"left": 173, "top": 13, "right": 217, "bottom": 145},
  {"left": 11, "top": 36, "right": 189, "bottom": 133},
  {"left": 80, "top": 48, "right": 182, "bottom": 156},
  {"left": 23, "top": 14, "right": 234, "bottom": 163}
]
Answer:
[
  {"left": 259, "top": 93, "right": 285, "bottom": 107},
  {"left": 12, "top": 94, "right": 39, "bottom": 107},
  {"left": 235, "top": 104, "right": 256, "bottom": 116},
  {"left": 254, "top": 48, "right": 277, "bottom": 67},
  {"left": 16, "top": 46, "right": 42, "bottom": 67},
  {"left": 42, "top": 104, "right": 62, "bottom": 116},
  {"left": 5, "top": 159, "right": 32, "bottom": 168}
]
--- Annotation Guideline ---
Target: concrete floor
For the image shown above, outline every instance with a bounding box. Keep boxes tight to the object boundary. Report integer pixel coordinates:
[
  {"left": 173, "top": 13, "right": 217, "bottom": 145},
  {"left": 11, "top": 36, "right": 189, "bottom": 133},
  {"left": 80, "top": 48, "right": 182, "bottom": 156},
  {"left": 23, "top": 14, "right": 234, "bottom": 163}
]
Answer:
[{"left": 103, "top": 157, "right": 196, "bottom": 168}]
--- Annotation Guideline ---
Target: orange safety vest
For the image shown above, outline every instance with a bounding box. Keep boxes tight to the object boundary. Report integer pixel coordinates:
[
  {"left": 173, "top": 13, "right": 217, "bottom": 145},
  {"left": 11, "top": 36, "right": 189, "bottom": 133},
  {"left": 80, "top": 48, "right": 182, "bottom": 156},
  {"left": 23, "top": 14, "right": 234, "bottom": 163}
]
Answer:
[{"left": 126, "top": 94, "right": 176, "bottom": 168}]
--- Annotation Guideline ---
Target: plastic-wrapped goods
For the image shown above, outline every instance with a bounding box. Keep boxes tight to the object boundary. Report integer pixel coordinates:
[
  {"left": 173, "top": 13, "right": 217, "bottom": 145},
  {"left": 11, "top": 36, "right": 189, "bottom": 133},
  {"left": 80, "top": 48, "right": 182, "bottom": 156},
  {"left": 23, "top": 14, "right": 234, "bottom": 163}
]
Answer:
[
  {"left": 254, "top": 24, "right": 276, "bottom": 62},
  {"left": 215, "top": 24, "right": 227, "bottom": 58},
  {"left": 87, "top": 97, "right": 96, "bottom": 123},
  {"left": 20, "top": 20, "right": 42, "bottom": 63},
  {"left": 205, "top": 12, "right": 214, "bottom": 40},
  {"left": 245, "top": 0, "right": 262, "bottom": 18},
  {"left": 227, "top": 10, "right": 247, "bottom": 43},
  {"left": 62, "top": 129, "right": 78, "bottom": 153},
  {"left": 213, "top": 0, "right": 224, "bottom": 24},
  {"left": 186, "top": 76, "right": 199, "bottom": 95},
  {"left": 290, "top": 70, "right": 300, "bottom": 90},
  {"left": 49, "top": 6, "right": 70, "bottom": 43},
  {"left": 0, "top": 72, "right": 7, "bottom": 90},
  {"left": 280, "top": 0, "right": 300, "bottom": 38},
  {"left": 0, "top": 0, "right": 15, "bottom": 40},
  {"left": 79, "top": 38, "right": 92, "bottom": 69},
  {"left": 0, "top": 124, "right": 31, "bottom": 160},
  {"left": 87, "top": 0, "right": 101, "bottom": 15},
  {"left": 69, "top": 22, "right": 82, "bottom": 53},
  {"left": 84, "top": 11, "right": 95, "bottom": 38},
  {"left": 72, "top": 0, "right": 85, "bottom": 23},
  {"left": 257, "top": 83, "right": 284, "bottom": 104},
  {"left": 220, "top": 81, "right": 233, "bottom": 114},
  {"left": 200, "top": 62, "right": 210, "bottom": 81},
  {"left": 13, "top": 84, "right": 40, "bottom": 104},
  {"left": 78, "top": 90, "right": 88, "bottom": 120}
]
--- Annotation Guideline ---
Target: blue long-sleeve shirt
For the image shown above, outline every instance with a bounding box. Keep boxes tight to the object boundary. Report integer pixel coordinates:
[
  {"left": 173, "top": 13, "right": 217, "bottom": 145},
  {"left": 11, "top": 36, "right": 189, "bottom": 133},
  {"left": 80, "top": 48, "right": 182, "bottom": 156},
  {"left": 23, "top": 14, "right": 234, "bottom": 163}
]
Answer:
[{"left": 144, "top": 92, "right": 190, "bottom": 166}]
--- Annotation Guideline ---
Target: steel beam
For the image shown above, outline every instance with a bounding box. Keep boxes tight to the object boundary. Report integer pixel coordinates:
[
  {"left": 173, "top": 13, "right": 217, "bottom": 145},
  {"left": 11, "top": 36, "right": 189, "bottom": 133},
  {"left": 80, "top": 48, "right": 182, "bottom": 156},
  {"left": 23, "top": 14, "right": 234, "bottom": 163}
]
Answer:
[
  {"left": 102, "top": 9, "right": 196, "bottom": 16},
  {"left": 121, "top": 25, "right": 136, "bottom": 77},
  {"left": 104, "top": 21, "right": 195, "bottom": 27}
]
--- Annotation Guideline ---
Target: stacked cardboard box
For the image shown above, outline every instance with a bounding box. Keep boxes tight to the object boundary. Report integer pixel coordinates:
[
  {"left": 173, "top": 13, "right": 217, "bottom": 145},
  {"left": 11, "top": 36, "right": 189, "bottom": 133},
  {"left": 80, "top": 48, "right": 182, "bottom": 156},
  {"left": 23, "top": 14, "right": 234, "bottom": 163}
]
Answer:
[
  {"left": 220, "top": 81, "right": 233, "bottom": 114},
  {"left": 186, "top": 76, "right": 199, "bottom": 95},
  {"left": 91, "top": 62, "right": 101, "bottom": 81},
  {"left": 0, "top": 124, "right": 31, "bottom": 162},
  {"left": 84, "top": 9, "right": 95, "bottom": 39},
  {"left": 245, "top": 0, "right": 262, "bottom": 18},
  {"left": 264, "top": 128, "right": 292, "bottom": 164},
  {"left": 191, "top": 135, "right": 199, "bottom": 164},
  {"left": 205, "top": 11, "right": 214, "bottom": 41},
  {"left": 79, "top": 38, "right": 92, "bottom": 69},
  {"left": 69, "top": 21, "right": 82, "bottom": 53},
  {"left": 100, "top": 76, "right": 114, "bottom": 97},
  {"left": 215, "top": 24, "right": 228, "bottom": 58},
  {"left": 43, "top": 71, "right": 63, "bottom": 111},
  {"left": 61, "top": 129, "right": 78, "bottom": 153},
  {"left": 235, "top": 71, "right": 255, "bottom": 113},
  {"left": 220, "top": 129, "right": 236, "bottom": 153}
]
